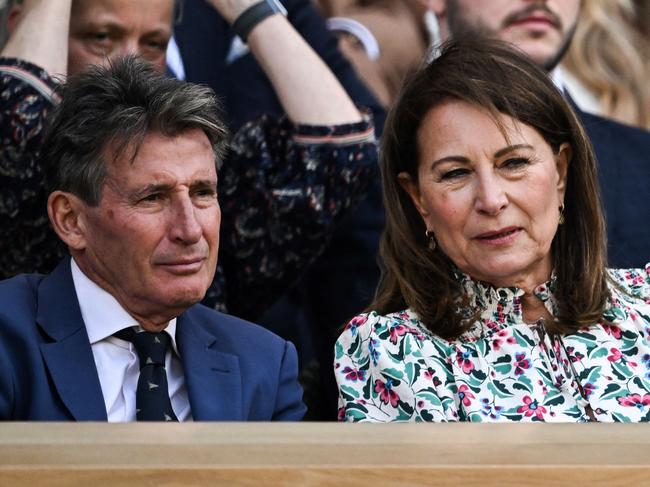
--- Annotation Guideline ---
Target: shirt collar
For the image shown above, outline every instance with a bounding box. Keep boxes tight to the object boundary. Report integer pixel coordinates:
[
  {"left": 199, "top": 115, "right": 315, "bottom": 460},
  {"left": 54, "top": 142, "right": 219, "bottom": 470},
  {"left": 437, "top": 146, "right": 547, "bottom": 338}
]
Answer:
[
  {"left": 551, "top": 67, "right": 566, "bottom": 94},
  {"left": 70, "top": 258, "right": 179, "bottom": 354}
]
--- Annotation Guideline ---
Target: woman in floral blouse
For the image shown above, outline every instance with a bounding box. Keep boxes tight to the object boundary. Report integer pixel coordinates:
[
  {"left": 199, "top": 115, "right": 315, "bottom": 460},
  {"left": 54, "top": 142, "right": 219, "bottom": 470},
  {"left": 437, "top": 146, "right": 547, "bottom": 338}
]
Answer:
[{"left": 335, "top": 38, "right": 650, "bottom": 423}]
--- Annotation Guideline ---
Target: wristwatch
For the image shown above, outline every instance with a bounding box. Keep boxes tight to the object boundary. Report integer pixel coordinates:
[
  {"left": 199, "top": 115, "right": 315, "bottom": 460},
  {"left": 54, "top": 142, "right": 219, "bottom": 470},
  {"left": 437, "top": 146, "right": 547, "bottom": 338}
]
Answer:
[{"left": 232, "top": 0, "right": 288, "bottom": 42}]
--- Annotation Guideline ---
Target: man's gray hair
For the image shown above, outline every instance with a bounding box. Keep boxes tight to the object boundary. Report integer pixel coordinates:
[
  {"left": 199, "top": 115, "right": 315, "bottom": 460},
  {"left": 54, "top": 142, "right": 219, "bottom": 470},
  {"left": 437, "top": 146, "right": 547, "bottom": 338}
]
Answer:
[{"left": 41, "top": 55, "right": 229, "bottom": 206}]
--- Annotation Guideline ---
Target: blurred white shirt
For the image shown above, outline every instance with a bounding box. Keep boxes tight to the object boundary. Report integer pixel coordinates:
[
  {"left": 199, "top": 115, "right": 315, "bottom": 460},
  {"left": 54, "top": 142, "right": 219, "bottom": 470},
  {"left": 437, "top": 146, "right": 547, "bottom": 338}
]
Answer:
[{"left": 552, "top": 67, "right": 602, "bottom": 116}]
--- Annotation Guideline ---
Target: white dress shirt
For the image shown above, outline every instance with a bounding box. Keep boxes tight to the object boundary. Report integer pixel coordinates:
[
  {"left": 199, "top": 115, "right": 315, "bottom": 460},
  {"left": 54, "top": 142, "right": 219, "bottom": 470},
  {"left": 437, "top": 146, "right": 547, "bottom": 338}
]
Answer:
[
  {"left": 165, "top": 36, "right": 186, "bottom": 80},
  {"left": 71, "top": 259, "right": 192, "bottom": 422},
  {"left": 552, "top": 67, "right": 601, "bottom": 116},
  {"left": 165, "top": 34, "right": 249, "bottom": 81}
]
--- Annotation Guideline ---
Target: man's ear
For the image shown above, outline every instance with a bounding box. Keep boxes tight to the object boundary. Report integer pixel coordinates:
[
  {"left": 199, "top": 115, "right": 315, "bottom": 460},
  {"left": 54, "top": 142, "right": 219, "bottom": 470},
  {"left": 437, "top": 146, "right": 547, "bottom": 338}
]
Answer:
[
  {"left": 397, "top": 171, "right": 430, "bottom": 221},
  {"left": 6, "top": 3, "right": 24, "bottom": 35},
  {"left": 47, "top": 191, "right": 89, "bottom": 251},
  {"left": 555, "top": 142, "right": 571, "bottom": 202}
]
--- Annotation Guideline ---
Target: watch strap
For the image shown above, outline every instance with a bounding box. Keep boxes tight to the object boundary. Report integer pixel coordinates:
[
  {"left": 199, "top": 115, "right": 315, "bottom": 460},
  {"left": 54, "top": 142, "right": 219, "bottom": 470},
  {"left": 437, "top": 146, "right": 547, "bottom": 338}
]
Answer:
[{"left": 232, "top": 0, "right": 286, "bottom": 42}]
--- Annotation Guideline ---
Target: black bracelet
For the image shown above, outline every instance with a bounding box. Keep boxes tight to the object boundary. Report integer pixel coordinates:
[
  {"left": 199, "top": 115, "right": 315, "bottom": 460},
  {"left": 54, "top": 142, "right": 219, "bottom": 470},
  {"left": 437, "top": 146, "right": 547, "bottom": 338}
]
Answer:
[{"left": 232, "top": 0, "right": 286, "bottom": 42}]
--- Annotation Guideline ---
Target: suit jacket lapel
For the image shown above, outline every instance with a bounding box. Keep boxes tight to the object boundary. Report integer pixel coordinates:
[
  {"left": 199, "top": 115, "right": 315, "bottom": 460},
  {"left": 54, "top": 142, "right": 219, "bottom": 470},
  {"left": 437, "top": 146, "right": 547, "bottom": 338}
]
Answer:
[
  {"left": 177, "top": 309, "right": 243, "bottom": 420},
  {"left": 37, "top": 259, "right": 107, "bottom": 421}
]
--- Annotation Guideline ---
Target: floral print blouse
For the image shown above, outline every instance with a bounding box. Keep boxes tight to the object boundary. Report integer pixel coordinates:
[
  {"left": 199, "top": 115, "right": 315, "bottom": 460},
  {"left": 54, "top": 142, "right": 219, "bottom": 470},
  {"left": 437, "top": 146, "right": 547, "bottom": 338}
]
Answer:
[
  {"left": 0, "top": 58, "right": 377, "bottom": 320},
  {"left": 335, "top": 265, "right": 650, "bottom": 422}
]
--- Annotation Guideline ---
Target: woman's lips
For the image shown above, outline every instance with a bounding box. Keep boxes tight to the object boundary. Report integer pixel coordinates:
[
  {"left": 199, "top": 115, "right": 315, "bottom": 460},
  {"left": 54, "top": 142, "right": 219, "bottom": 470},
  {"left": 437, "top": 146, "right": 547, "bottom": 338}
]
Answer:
[{"left": 474, "top": 227, "right": 522, "bottom": 245}]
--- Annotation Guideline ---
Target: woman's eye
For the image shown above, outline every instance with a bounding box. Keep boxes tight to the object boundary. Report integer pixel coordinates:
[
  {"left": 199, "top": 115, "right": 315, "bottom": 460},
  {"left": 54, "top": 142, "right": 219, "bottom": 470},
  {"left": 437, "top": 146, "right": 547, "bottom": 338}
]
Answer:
[
  {"left": 502, "top": 157, "right": 530, "bottom": 169},
  {"left": 440, "top": 168, "right": 470, "bottom": 180}
]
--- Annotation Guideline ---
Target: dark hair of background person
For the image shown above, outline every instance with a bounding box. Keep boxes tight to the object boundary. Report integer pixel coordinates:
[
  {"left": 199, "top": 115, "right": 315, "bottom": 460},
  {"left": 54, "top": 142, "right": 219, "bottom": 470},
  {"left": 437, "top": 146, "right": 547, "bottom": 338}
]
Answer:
[
  {"left": 41, "top": 55, "right": 229, "bottom": 206},
  {"left": 372, "top": 37, "right": 610, "bottom": 340}
]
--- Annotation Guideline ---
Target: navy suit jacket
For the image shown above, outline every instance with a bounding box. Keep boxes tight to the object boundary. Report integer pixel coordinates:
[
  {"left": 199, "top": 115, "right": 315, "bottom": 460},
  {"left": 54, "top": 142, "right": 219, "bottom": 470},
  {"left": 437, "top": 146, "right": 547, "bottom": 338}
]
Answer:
[
  {"left": 0, "top": 259, "right": 306, "bottom": 421},
  {"left": 575, "top": 107, "right": 650, "bottom": 268}
]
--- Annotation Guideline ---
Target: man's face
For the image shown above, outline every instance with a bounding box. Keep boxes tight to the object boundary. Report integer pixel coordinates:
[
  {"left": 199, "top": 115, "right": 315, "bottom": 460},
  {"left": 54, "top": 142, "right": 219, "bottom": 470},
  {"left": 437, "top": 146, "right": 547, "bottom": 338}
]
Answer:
[
  {"left": 68, "top": 0, "right": 174, "bottom": 75},
  {"left": 75, "top": 129, "right": 220, "bottom": 328},
  {"left": 442, "top": 0, "right": 580, "bottom": 70}
]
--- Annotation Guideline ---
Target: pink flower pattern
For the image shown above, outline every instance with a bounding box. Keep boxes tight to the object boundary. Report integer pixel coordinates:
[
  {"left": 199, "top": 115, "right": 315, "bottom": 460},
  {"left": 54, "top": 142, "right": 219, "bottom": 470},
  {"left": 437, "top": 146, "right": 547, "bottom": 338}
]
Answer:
[
  {"left": 602, "top": 324, "right": 622, "bottom": 339},
  {"left": 456, "top": 350, "right": 475, "bottom": 374},
  {"left": 335, "top": 265, "right": 650, "bottom": 422},
  {"left": 374, "top": 379, "right": 400, "bottom": 407},
  {"left": 608, "top": 348, "right": 623, "bottom": 362},
  {"left": 389, "top": 324, "right": 409, "bottom": 344},
  {"left": 345, "top": 315, "right": 368, "bottom": 335},
  {"left": 617, "top": 394, "right": 650, "bottom": 409},
  {"left": 457, "top": 384, "right": 475, "bottom": 407},
  {"left": 342, "top": 366, "right": 366, "bottom": 382},
  {"left": 493, "top": 330, "right": 517, "bottom": 351},
  {"left": 517, "top": 396, "right": 547, "bottom": 420},
  {"left": 514, "top": 353, "right": 531, "bottom": 376}
]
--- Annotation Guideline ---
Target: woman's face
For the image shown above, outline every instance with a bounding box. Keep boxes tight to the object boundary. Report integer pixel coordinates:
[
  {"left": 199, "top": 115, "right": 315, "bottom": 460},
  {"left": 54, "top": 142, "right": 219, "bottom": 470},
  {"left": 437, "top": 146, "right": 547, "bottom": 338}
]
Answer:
[{"left": 400, "top": 99, "right": 569, "bottom": 290}]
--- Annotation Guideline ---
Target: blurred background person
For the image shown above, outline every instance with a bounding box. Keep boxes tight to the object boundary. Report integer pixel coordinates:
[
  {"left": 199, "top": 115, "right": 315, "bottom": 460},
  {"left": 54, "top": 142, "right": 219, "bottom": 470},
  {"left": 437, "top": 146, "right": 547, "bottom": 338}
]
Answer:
[
  {"left": 321, "top": 0, "right": 650, "bottom": 134},
  {"left": 561, "top": 0, "right": 650, "bottom": 129},
  {"left": 0, "top": 0, "right": 376, "bottom": 328},
  {"left": 336, "top": 39, "right": 650, "bottom": 423},
  {"left": 316, "top": 0, "right": 427, "bottom": 107},
  {"left": 173, "top": 0, "right": 384, "bottom": 129}
]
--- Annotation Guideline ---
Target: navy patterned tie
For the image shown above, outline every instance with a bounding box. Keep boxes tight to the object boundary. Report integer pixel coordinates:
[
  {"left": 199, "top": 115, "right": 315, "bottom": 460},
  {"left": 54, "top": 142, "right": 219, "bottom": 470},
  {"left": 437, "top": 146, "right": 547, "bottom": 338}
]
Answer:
[{"left": 115, "top": 328, "right": 179, "bottom": 421}]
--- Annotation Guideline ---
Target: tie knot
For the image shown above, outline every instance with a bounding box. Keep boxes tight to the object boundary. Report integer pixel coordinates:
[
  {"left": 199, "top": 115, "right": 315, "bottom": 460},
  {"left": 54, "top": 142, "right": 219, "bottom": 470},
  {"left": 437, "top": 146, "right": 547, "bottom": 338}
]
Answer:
[{"left": 116, "top": 329, "right": 171, "bottom": 368}]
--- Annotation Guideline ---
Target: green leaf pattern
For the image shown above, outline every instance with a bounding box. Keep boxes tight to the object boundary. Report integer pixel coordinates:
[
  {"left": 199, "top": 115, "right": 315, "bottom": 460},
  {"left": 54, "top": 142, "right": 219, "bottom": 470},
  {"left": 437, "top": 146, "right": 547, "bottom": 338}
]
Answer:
[{"left": 334, "top": 265, "right": 650, "bottom": 422}]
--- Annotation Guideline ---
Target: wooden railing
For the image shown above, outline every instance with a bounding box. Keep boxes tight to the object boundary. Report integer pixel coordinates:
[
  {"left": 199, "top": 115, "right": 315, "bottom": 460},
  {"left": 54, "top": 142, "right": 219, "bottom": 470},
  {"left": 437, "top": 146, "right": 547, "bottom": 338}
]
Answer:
[{"left": 1, "top": 423, "right": 648, "bottom": 486}]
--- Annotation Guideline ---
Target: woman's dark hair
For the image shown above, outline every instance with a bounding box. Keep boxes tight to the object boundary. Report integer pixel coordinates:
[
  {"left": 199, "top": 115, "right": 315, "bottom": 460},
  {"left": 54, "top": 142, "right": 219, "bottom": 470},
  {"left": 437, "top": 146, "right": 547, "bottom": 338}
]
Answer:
[{"left": 372, "top": 37, "right": 609, "bottom": 339}]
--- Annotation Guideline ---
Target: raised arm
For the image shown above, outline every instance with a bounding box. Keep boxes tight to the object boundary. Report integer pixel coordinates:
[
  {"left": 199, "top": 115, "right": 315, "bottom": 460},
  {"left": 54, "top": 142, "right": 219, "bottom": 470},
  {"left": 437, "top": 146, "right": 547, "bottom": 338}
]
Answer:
[
  {"left": 0, "top": 0, "right": 72, "bottom": 279},
  {"left": 214, "top": 113, "right": 376, "bottom": 319},
  {"left": 206, "top": 0, "right": 362, "bottom": 125},
  {"left": 1, "top": 0, "right": 72, "bottom": 76}
]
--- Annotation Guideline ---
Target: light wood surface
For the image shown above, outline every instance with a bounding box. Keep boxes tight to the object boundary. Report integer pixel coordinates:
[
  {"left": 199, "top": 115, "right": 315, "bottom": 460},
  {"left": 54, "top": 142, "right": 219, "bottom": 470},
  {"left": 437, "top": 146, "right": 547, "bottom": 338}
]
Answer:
[{"left": 1, "top": 423, "right": 648, "bottom": 486}]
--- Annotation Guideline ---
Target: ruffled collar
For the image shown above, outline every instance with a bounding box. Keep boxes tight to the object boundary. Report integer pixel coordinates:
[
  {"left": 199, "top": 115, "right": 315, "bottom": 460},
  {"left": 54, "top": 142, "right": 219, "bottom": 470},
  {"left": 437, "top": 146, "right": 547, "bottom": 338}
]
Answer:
[{"left": 452, "top": 268, "right": 558, "bottom": 340}]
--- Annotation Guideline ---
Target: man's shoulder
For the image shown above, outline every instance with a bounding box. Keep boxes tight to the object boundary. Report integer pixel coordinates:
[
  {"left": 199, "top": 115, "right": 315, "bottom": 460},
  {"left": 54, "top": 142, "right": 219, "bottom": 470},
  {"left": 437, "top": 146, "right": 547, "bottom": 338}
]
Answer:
[
  {"left": 0, "top": 273, "right": 45, "bottom": 306},
  {"left": 578, "top": 109, "right": 650, "bottom": 149},
  {"left": 0, "top": 273, "right": 47, "bottom": 334},
  {"left": 577, "top": 108, "right": 649, "bottom": 194},
  {"left": 184, "top": 303, "right": 287, "bottom": 347}
]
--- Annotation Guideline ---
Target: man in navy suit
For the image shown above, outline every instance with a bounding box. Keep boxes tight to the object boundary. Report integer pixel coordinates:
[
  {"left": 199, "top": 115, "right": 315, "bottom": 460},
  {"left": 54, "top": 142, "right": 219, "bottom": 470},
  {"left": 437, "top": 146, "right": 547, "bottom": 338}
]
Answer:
[{"left": 0, "top": 55, "right": 306, "bottom": 421}]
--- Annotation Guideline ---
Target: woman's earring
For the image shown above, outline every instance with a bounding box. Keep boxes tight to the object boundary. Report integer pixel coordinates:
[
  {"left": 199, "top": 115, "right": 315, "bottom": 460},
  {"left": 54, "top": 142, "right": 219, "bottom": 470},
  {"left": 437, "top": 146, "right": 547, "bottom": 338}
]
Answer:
[
  {"left": 558, "top": 204, "right": 565, "bottom": 225},
  {"left": 425, "top": 229, "right": 437, "bottom": 251}
]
